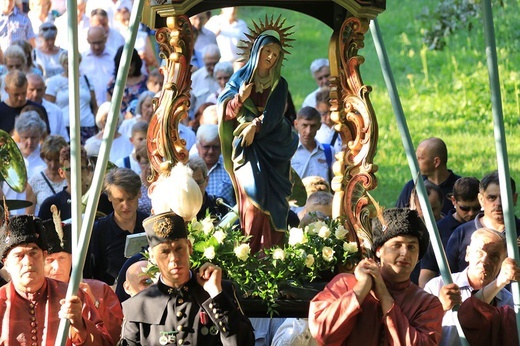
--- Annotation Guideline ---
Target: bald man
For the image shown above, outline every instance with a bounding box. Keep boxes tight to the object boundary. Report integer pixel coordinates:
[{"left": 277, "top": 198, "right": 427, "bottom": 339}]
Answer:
[
  {"left": 80, "top": 26, "right": 115, "bottom": 104},
  {"left": 26, "top": 73, "right": 69, "bottom": 140},
  {"left": 123, "top": 260, "right": 153, "bottom": 297},
  {"left": 396, "top": 137, "right": 460, "bottom": 216}
]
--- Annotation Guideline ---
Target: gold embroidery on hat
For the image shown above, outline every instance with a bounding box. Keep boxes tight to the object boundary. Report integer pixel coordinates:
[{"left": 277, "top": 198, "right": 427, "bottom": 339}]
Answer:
[{"left": 154, "top": 217, "right": 173, "bottom": 238}]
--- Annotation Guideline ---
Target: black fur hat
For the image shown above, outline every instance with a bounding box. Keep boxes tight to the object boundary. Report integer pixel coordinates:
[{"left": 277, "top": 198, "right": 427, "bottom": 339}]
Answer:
[
  {"left": 372, "top": 208, "right": 429, "bottom": 260},
  {"left": 0, "top": 215, "right": 48, "bottom": 259},
  {"left": 42, "top": 219, "right": 72, "bottom": 255},
  {"left": 143, "top": 211, "right": 187, "bottom": 248}
]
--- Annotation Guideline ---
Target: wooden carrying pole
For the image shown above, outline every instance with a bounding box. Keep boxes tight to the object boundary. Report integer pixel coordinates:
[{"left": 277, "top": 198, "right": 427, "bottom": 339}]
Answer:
[
  {"left": 481, "top": 0, "right": 520, "bottom": 336},
  {"left": 55, "top": 0, "right": 145, "bottom": 343},
  {"left": 370, "top": 18, "right": 468, "bottom": 345}
]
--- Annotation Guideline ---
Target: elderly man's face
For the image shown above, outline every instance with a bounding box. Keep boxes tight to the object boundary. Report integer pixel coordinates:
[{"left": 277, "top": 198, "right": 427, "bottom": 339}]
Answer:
[
  {"left": 465, "top": 233, "right": 505, "bottom": 289},
  {"left": 313, "top": 66, "right": 330, "bottom": 88},
  {"left": 87, "top": 28, "right": 107, "bottom": 56},
  {"left": 123, "top": 260, "right": 152, "bottom": 297},
  {"left": 376, "top": 235, "right": 420, "bottom": 282},
  {"left": 196, "top": 138, "right": 221, "bottom": 168},
  {"left": 3, "top": 243, "right": 47, "bottom": 293},
  {"left": 150, "top": 239, "right": 192, "bottom": 288},
  {"left": 26, "top": 76, "right": 46, "bottom": 103},
  {"left": 44, "top": 251, "right": 72, "bottom": 283}
]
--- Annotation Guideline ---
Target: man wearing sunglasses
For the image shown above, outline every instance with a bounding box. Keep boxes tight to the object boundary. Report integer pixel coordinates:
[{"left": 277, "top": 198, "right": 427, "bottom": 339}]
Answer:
[
  {"left": 446, "top": 170, "right": 520, "bottom": 273},
  {"left": 419, "top": 177, "right": 480, "bottom": 287}
]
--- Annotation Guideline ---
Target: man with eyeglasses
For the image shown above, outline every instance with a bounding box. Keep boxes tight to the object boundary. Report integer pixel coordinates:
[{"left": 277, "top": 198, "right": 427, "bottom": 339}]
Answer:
[
  {"left": 38, "top": 145, "right": 114, "bottom": 221},
  {"left": 425, "top": 228, "right": 517, "bottom": 346},
  {"left": 195, "top": 124, "right": 235, "bottom": 206},
  {"left": 301, "top": 58, "right": 330, "bottom": 109},
  {"left": 446, "top": 170, "right": 520, "bottom": 273},
  {"left": 419, "top": 177, "right": 481, "bottom": 287},
  {"left": 189, "top": 44, "right": 221, "bottom": 119}
]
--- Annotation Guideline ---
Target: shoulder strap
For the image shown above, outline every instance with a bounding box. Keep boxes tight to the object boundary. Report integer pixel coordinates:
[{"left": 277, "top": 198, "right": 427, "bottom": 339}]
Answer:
[
  {"left": 123, "top": 156, "right": 131, "bottom": 168},
  {"left": 330, "top": 131, "right": 339, "bottom": 146},
  {"left": 322, "top": 143, "right": 332, "bottom": 168},
  {"left": 83, "top": 75, "right": 91, "bottom": 89},
  {"left": 41, "top": 171, "right": 57, "bottom": 195}
]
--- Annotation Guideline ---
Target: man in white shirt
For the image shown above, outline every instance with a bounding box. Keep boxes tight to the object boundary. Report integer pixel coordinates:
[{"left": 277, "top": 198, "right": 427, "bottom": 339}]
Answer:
[
  {"left": 291, "top": 106, "right": 334, "bottom": 183},
  {"left": 80, "top": 26, "right": 116, "bottom": 105},
  {"left": 88, "top": 8, "right": 125, "bottom": 54},
  {"left": 26, "top": 73, "right": 69, "bottom": 141},
  {"left": 204, "top": 7, "right": 249, "bottom": 63},
  {"left": 424, "top": 228, "right": 514, "bottom": 346},
  {"left": 189, "top": 44, "right": 220, "bottom": 119},
  {"left": 314, "top": 87, "right": 341, "bottom": 153},
  {"left": 54, "top": 0, "right": 90, "bottom": 50},
  {"left": 301, "top": 59, "right": 330, "bottom": 109}
]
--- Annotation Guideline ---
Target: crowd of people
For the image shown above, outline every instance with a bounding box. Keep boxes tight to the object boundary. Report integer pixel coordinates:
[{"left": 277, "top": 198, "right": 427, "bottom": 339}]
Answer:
[{"left": 0, "top": 1, "right": 519, "bottom": 345}]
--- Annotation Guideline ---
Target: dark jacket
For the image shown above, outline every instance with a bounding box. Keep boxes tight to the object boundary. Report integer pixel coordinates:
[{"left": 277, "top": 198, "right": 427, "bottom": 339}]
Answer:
[{"left": 120, "top": 272, "right": 255, "bottom": 346}]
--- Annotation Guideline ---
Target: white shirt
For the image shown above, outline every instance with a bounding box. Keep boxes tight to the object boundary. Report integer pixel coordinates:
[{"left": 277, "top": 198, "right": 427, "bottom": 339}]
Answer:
[
  {"left": 45, "top": 73, "right": 96, "bottom": 127},
  {"left": 315, "top": 123, "right": 342, "bottom": 153},
  {"left": 179, "top": 123, "right": 196, "bottom": 151},
  {"left": 80, "top": 47, "right": 116, "bottom": 105},
  {"left": 204, "top": 15, "right": 249, "bottom": 63},
  {"left": 42, "top": 99, "right": 69, "bottom": 141},
  {"left": 291, "top": 140, "right": 334, "bottom": 182},
  {"left": 55, "top": 13, "right": 90, "bottom": 51},
  {"left": 424, "top": 269, "right": 514, "bottom": 346},
  {"left": 189, "top": 67, "right": 219, "bottom": 119},
  {"left": 301, "top": 87, "right": 319, "bottom": 109},
  {"left": 191, "top": 28, "right": 217, "bottom": 70},
  {"left": 115, "top": 150, "right": 140, "bottom": 174},
  {"left": 84, "top": 134, "right": 133, "bottom": 163}
]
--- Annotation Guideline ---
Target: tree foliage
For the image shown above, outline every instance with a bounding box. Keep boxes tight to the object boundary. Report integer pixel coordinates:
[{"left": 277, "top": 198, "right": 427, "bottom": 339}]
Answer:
[{"left": 419, "top": 0, "right": 511, "bottom": 51}]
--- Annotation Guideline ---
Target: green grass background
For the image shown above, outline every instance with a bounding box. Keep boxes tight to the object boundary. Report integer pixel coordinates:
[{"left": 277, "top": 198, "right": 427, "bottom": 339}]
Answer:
[{"left": 233, "top": 1, "right": 520, "bottom": 211}]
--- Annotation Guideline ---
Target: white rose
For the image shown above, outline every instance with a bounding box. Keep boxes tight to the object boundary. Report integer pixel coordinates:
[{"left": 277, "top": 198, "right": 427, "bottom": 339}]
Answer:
[
  {"left": 334, "top": 225, "right": 349, "bottom": 240},
  {"left": 187, "top": 235, "right": 195, "bottom": 246},
  {"left": 305, "top": 223, "right": 317, "bottom": 235},
  {"left": 202, "top": 218, "right": 214, "bottom": 235},
  {"left": 343, "top": 241, "right": 359, "bottom": 254},
  {"left": 213, "top": 230, "right": 226, "bottom": 244},
  {"left": 190, "top": 219, "right": 203, "bottom": 232},
  {"left": 234, "top": 244, "right": 250, "bottom": 261},
  {"left": 204, "top": 246, "right": 216, "bottom": 260},
  {"left": 322, "top": 246, "right": 335, "bottom": 262},
  {"left": 318, "top": 225, "right": 331, "bottom": 239},
  {"left": 288, "top": 227, "right": 306, "bottom": 246},
  {"left": 272, "top": 248, "right": 285, "bottom": 261},
  {"left": 305, "top": 254, "right": 315, "bottom": 268}
]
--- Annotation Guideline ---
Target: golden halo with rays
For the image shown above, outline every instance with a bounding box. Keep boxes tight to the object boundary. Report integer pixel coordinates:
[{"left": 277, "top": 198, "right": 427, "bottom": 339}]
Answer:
[{"left": 238, "top": 14, "right": 295, "bottom": 61}]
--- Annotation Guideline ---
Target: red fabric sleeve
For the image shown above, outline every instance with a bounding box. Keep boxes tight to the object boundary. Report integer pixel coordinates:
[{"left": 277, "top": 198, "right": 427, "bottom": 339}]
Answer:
[{"left": 458, "top": 296, "right": 519, "bottom": 346}]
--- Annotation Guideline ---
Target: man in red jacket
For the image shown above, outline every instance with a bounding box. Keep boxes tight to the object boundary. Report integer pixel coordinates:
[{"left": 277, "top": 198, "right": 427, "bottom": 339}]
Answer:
[{"left": 309, "top": 208, "right": 443, "bottom": 345}]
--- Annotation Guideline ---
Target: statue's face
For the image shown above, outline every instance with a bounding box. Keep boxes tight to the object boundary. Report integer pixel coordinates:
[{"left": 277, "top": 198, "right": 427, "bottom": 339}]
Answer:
[{"left": 257, "top": 43, "right": 280, "bottom": 73}]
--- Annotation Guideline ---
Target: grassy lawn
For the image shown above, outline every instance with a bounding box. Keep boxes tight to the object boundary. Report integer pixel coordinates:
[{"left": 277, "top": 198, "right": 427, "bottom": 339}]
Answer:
[{"left": 236, "top": 1, "right": 520, "bottom": 211}]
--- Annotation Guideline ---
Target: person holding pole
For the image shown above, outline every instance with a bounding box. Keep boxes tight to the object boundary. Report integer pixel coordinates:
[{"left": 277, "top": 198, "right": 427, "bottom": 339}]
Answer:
[
  {"left": 457, "top": 254, "right": 520, "bottom": 345},
  {"left": 119, "top": 211, "right": 255, "bottom": 345},
  {"left": 0, "top": 215, "right": 113, "bottom": 345},
  {"left": 424, "top": 228, "right": 514, "bottom": 345},
  {"left": 308, "top": 208, "right": 443, "bottom": 345}
]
